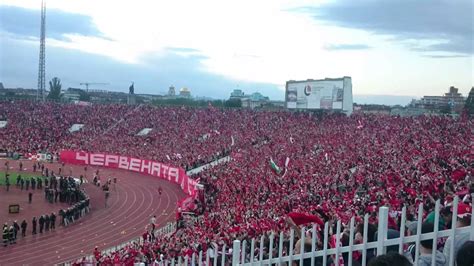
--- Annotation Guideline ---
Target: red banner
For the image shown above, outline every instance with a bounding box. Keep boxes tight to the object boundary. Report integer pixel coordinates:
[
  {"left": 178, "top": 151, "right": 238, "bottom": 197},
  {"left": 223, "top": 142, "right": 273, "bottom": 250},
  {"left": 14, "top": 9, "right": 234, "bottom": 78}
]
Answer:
[{"left": 60, "top": 150, "right": 198, "bottom": 196}]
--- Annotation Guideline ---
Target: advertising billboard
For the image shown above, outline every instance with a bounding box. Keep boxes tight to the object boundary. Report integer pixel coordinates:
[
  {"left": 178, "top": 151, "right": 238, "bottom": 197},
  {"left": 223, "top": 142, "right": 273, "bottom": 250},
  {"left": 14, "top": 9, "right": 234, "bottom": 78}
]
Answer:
[{"left": 286, "top": 77, "right": 353, "bottom": 113}]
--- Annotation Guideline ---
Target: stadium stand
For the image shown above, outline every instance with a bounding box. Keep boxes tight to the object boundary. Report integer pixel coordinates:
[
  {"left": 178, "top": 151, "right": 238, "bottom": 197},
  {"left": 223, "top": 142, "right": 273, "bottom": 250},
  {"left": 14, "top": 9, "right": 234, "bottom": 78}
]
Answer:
[{"left": 0, "top": 101, "right": 472, "bottom": 265}]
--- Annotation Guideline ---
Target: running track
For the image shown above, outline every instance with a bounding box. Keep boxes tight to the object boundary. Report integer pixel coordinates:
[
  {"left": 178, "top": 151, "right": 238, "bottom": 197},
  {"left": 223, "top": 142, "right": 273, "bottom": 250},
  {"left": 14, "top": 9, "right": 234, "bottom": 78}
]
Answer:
[{"left": 0, "top": 160, "right": 185, "bottom": 265}]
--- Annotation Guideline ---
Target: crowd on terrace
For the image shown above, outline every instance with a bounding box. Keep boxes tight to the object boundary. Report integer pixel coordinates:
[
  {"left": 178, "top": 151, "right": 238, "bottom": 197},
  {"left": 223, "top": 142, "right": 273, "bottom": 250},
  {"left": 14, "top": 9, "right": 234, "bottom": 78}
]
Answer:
[{"left": 0, "top": 101, "right": 473, "bottom": 265}]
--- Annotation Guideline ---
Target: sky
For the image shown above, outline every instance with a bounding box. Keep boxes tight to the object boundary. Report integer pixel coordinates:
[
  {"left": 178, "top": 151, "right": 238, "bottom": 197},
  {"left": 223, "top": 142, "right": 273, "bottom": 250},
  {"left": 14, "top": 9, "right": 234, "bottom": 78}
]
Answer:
[{"left": 0, "top": 0, "right": 472, "bottom": 105}]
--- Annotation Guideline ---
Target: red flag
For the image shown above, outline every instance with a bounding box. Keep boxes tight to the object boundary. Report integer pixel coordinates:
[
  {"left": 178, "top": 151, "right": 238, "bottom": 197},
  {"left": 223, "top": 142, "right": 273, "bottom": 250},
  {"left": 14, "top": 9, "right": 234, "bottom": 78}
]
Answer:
[
  {"left": 288, "top": 212, "right": 324, "bottom": 227},
  {"left": 452, "top": 169, "right": 467, "bottom": 181}
]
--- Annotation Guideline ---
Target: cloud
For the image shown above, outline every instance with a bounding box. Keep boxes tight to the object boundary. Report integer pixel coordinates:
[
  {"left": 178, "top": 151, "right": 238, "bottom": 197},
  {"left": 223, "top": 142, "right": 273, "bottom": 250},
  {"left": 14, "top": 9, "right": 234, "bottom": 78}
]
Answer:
[
  {"left": 166, "top": 47, "right": 200, "bottom": 53},
  {"left": 0, "top": 38, "right": 282, "bottom": 100},
  {"left": 296, "top": 0, "right": 473, "bottom": 55},
  {"left": 325, "top": 43, "right": 371, "bottom": 51},
  {"left": 0, "top": 5, "right": 104, "bottom": 40},
  {"left": 423, "top": 55, "right": 469, "bottom": 59}
]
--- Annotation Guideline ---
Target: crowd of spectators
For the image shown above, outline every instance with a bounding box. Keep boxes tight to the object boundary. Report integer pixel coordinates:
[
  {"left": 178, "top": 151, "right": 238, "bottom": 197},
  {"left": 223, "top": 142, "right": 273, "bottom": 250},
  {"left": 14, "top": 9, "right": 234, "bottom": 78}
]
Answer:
[{"left": 1, "top": 101, "right": 473, "bottom": 264}]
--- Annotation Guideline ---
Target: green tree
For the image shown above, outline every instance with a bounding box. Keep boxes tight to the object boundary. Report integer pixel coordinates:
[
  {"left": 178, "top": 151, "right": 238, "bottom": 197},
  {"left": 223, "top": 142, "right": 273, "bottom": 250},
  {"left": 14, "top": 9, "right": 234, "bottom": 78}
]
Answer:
[
  {"left": 47, "top": 77, "right": 62, "bottom": 101},
  {"left": 224, "top": 98, "right": 242, "bottom": 108},
  {"left": 465, "top": 87, "right": 474, "bottom": 115},
  {"left": 78, "top": 90, "right": 90, "bottom": 101},
  {"left": 439, "top": 104, "right": 451, "bottom": 114}
]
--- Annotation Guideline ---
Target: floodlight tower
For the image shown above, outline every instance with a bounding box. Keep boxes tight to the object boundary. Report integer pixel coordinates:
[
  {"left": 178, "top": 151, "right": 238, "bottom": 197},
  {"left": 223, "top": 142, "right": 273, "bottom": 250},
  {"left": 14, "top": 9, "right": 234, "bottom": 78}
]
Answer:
[{"left": 37, "top": 0, "right": 46, "bottom": 101}]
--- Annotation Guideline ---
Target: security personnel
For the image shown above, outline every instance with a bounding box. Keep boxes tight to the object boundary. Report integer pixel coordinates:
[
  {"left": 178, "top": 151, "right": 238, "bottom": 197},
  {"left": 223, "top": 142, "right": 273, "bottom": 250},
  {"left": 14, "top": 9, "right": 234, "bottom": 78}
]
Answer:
[
  {"left": 38, "top": 215, "right": 44, "bottom": 234},
  {"left": 50, "top": 213, "right": 56, "bottom": 230},
  {"left": 44, "top": 215, "right": 50, "bottom": 232},
  {"left": 20, "top": 220, "right": 27, "bottom": 237},
  {"left": 9, "top": 226, "right": 15, "bottom": 244},
  {"left": 12, "top": 221, "right": 19, "bottom": 240},
  {"left": 37, "top": 177, "right": 42, "bottom": 189},
  {"left": 5, "top": 175, "right": 10, "bottom": 192},
  {"left": 3, "top": 225, "right": 9, "bottom": 247},
  {"left": 32, "top": 217, "right": 37, "bottom": 235}
]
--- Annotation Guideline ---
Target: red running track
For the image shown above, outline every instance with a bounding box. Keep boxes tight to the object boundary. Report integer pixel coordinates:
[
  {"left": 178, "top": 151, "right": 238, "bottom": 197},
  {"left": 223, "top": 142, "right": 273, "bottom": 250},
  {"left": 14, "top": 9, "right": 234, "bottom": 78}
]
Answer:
[{"left": 0, "top": 160, "right": 185, "bottom": 265}]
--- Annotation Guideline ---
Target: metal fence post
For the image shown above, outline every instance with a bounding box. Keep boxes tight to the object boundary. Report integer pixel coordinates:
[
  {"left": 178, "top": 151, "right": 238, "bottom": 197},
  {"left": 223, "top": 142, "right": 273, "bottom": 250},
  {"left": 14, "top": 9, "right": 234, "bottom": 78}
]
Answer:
[
  {"left": 377, "top": 206, "right": 388, "bottom": 256},
  {"left": 232, "top": 240, "right": 241, "bottom": 266}
]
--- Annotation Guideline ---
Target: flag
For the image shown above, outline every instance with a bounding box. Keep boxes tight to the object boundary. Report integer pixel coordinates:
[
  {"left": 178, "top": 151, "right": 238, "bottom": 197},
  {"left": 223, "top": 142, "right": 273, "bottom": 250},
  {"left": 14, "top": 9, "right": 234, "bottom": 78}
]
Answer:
[
  {"left": 452, "top": 169, "right": 466, "bottom": 181},
  {"left": 269, "top": 158, "right": 281, "bottom": 174},
  {"left": 281, "top": 157, "right": 291, "bottom": 178},
  {"left": 288, "top": 212, "right": 324, "bottom": 227},
  {"left": 349, "top": 166, "right": 357, "bottom": 174}
]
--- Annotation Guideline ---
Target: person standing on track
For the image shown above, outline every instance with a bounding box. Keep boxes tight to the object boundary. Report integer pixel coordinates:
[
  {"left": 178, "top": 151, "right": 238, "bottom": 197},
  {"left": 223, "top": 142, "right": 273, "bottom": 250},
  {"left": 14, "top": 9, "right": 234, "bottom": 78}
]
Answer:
[
  {"left": 158, "top": 186, "right": 163, "bottom": 197},
  {"left": 20, "top": 220, "right": 27, "bottom": 237},
  {"left": 150, "top": 215, "right": 157, "bottom": 231},
  {"left": 32, "top": 217, "right": 37, "bottom": 235},
  {"left": 39, "top": 215, "right": 45, "bottom": 234},
  {"left": 8, "top": 226, "right": 15, "bottom": 244},
  {"left": 44, "top": 214, "right": 50, "bottom": 232},
  {"left": 5, "top": 174, "right": 10, "bottom": 192},
  {"left": 50, "top": 212, "right": 56, "bottom": 230},
  {"left": 2, "top": 224, "right": 8, "bottom": 247},
  {"left": 12, "top": 221, "right": 19, "bottom": 240},
  {"left": 103, "top": 182, "right": 110, "bottom": 208}
]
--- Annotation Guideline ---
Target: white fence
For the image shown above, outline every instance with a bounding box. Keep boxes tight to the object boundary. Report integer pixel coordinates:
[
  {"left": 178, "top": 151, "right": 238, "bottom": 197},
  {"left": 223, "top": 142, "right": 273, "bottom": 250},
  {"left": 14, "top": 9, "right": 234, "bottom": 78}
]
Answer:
[
  {"left": 61, "top": 222, "right": 176, "bottom": 265},
  {"left": 163, "top": 197, "right": 473, "bottom": 266},
  {"left": 101, "top": 221, "right": 177, "bottom": 255}
]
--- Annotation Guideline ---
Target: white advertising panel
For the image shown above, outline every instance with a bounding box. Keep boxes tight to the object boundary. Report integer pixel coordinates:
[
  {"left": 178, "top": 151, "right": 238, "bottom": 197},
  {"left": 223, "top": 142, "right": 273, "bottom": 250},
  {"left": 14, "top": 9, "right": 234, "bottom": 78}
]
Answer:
[{"left": 286, "top": 77, "right": 353, "bottom": 113}]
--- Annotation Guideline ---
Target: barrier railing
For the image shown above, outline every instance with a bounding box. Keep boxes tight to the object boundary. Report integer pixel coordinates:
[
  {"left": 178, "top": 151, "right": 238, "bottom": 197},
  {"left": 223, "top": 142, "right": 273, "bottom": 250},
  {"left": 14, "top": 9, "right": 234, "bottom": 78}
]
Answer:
[
  {"left": 62, "top": 222, "right": 176, "bottom": 265},
  {"left": 163, "top": 197, "right": 474, "bottom": 266},
  {"left": 100, "top": 221, "right": 176, "bottom": 256}
]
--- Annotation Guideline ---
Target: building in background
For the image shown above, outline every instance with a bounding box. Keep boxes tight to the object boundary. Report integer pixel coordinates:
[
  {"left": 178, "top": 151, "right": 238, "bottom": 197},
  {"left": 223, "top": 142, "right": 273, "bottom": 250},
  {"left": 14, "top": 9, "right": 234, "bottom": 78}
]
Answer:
[
  {"left": 62, "top": 88, "right": 82, "bottom": 102},
  {"left": 168, "top": 86, "right": 176, "bottom": 97},
  {"left": 241, "top": 92, "right": 269, "bottom": 109},
  {"left": 228, "top": 89, "right": 270, "bottom": 109},
  {"left": 411, "top": 86, "right": 466, "bottom": 113},
  {"left": 0, "top": 84, "right": 38, "bottom": 100},
  {"left": 179, "top": 88, "right": 192, "bottom": 98},
  {"left": 230, "top": 89, "right": 245, "bottom": 99}
]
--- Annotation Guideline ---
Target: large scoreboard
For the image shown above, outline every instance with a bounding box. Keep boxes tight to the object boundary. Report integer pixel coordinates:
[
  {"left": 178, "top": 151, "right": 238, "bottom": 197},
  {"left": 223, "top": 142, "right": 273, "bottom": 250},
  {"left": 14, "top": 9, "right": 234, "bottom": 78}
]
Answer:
[{"left": 285, "top": 77, "right": 353, "bottom": 114}]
